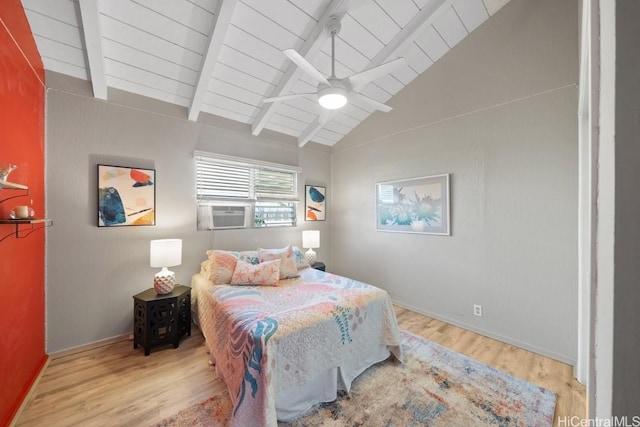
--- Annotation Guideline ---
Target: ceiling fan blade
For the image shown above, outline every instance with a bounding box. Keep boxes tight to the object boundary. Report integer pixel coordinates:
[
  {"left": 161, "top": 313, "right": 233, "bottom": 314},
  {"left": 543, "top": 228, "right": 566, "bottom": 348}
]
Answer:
[
  {"left": 348, "top": 57, "right": 406, "bottom": 92},
  {"left": 283, "top": 49, "right": 330, "bottom": 86},
  {"left": 352, "top": 93, "right": 393, "bottom": 113},
  {"left": 263, "top": 93, "right": 315, "bottom": 103}
]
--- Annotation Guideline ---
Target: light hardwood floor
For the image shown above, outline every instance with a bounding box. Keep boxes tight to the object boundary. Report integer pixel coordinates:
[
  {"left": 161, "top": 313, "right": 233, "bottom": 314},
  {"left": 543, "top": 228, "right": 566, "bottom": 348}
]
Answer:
[{"left": 15, "top": 306, "right": 585, "bottom": 426}]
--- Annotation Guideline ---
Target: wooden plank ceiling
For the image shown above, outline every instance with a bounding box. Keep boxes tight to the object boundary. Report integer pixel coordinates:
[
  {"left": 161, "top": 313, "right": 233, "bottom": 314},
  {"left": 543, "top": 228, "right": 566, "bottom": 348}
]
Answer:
[{"left": 22, "top": 0, "right": 510, "bottom": 146}]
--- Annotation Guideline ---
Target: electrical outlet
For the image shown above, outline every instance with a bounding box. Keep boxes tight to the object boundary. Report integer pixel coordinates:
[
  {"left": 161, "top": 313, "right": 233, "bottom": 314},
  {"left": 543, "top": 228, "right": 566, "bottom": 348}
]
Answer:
[{"left": 473, "top": 304, "right": 483, "bottom": 317}]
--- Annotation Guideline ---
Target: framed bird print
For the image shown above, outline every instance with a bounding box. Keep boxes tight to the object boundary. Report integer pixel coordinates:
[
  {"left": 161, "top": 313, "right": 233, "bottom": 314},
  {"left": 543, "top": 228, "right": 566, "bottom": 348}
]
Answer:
[
  {"left": 305, "top": 185, "right": 326, "bottom": 221},
  {"left": 97, "top": 164, "right": 156, "bottom": 227}
]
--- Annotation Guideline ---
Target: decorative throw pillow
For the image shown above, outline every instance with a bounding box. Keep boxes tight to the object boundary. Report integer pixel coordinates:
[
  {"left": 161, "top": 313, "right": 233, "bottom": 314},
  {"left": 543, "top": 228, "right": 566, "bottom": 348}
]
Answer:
[
  {"left": 236, "top": 250, "right": 260, "bottom": 265},
  {"left": 230, "top": 259, "right": 280, "bottom": 286},
  {"left": 259, "top": 246, "right": 299, "bottom": 279},
  {"left": 292, "top": 246, "right": 310, "bottom": 269},
  {"left": 206, "top": 250, "right": 238, "bottom": 284}
]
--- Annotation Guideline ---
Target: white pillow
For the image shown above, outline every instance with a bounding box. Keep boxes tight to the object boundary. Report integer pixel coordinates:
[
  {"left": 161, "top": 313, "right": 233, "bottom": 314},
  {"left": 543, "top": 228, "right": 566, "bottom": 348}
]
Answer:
[{"left": 258, "top": 246, "right": 299, "bottom": 279}]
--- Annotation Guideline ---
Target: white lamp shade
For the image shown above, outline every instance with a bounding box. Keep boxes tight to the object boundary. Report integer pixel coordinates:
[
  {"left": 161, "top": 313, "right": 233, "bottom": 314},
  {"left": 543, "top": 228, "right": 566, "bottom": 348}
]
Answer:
[
  {"left": 150, "top": 239, "right": 182, "bottom": 268},
  {"left": 302, "top": 230, "right": 320, "bottom": 249}
]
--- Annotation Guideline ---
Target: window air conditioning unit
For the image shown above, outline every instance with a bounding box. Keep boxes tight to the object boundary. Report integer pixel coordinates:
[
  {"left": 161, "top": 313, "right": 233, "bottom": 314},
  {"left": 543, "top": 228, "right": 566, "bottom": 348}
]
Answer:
[{"left": 210, "top": 204, "right": 251, "bottom": 229}]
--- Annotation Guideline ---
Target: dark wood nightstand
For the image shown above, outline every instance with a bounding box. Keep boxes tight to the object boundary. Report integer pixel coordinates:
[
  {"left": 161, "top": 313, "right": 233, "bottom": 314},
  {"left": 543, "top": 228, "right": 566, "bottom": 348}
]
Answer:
[
  {"left": 311, "top": 261, "right": 325, "bottom": 271},
  {"left": 133, "top": 285, "right": 191, "bottom": 356}
]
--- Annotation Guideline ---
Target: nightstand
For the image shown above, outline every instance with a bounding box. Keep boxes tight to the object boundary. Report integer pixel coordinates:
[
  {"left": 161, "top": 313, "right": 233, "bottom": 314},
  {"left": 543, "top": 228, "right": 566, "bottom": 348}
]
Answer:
[
  {"left": 133, "top": 285, "right": 191, "bottom": 356},
  {"left": 311, "top": 261, "right": 326, "bottom": 271}
]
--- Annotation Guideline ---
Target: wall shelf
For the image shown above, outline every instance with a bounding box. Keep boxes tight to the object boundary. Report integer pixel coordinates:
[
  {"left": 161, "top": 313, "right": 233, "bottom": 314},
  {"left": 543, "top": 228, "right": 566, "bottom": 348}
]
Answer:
[
  {"left": 0, "top": 182, "right": 51, "bottom": 242},
  {"left": 0, "top": 219, "right": 53, "bottom": 243}
]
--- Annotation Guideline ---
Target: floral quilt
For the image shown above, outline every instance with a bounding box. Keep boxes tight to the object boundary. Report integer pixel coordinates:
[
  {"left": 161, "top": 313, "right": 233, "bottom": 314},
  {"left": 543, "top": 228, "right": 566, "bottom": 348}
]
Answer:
[{"left": 197, "top": 267, "right": 403, "bottom": 427}]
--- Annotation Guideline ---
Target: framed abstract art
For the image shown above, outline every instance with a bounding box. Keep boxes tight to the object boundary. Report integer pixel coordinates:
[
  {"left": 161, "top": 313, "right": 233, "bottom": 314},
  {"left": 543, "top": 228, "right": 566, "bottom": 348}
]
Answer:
[
  {"left": 305, "top": 185, "right": 326, "bottom": 221},
  {"left": 98, "top": 164, "right": 156, "bottom": 227}
]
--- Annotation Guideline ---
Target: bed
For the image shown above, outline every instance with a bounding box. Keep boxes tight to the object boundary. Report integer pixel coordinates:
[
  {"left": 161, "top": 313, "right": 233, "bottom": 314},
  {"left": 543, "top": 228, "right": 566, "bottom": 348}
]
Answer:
[{"left": 191, "top": 247, "right": 403, "bottom": 426}]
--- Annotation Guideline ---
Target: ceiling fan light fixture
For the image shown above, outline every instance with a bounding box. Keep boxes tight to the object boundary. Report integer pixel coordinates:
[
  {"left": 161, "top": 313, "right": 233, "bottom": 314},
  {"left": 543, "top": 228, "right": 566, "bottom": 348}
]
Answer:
[{"left": 318, "top": 87, "right": 347, "bottom": 110}]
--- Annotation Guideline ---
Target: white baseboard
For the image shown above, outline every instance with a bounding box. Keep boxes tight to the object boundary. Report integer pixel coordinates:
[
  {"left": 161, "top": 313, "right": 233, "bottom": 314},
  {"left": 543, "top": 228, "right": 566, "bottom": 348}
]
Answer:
[
  {"left": 49, "top": 333, "right": 131, "bottom": 360},
  {"left": 49, "top": 323, "right": 202, "bottom": 360},
  {"left": 392, "top": 296, "right": 576, "bottom": 367}
]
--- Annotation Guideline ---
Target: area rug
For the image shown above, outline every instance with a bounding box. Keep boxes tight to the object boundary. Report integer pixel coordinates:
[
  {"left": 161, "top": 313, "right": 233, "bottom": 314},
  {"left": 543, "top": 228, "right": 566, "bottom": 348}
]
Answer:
[{"left": 153, "top": 331, "right": 556, "bottom": 426}]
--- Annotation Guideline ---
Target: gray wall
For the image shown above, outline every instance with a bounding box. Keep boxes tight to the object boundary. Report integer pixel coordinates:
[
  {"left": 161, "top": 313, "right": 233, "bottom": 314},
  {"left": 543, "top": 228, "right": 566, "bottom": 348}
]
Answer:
[
  {"left": 45, "top": 76, "right": 331, "bottom": 353},
  {"left": 612, "top": 0, "right": 640, "bottom": 416},
  {"left": 331, "top": 0, "right": 579, "bottom": 363}
]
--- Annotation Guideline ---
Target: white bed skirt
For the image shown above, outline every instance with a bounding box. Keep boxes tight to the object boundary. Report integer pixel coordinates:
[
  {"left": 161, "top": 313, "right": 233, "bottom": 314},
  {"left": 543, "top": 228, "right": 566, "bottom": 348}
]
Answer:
[{"left": 275, "top": 344, "right": 390, "bottom": 422}]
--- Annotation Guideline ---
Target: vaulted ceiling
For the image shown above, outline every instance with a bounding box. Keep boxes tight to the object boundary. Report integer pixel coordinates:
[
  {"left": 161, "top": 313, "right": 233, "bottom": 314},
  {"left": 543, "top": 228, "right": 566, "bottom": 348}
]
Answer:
[{"left": 22, "top": 0, "right": 509, "bottom": 146}]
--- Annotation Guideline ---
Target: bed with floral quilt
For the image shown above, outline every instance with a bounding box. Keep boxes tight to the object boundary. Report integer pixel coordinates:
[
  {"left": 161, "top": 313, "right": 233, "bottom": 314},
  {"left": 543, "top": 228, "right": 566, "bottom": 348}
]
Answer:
[{"left": 191, "top": 246, "right": 403, "bottom": 427}]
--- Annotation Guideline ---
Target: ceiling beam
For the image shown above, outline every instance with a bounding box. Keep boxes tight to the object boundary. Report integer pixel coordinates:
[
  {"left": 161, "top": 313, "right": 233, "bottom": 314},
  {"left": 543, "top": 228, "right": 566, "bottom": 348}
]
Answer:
[
  {"left": 297, "top": 0, "right": 453, "bottom": 145},
  {"left": 366, "top": 0, "right": 452, "bottom": 75},
  {"left": 298, "top": 111, "right": 336, "bottom": 147},
  {"left": 298, "top": 121, "right": 323, "bottom": 147},
  {"left": 78, "top": 0, "right": 107, "bottom": 100},
  {"left": 251, "top": 0, "right": 352, "bottom": 137},
  {"left": 188, "top": 0, "right": 238, "bottom": 122}
]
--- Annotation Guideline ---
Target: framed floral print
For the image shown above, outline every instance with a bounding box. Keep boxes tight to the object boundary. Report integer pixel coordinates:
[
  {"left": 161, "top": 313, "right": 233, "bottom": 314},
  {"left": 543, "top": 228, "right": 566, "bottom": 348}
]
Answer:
[{"left": 376, "top": 174, "right": 450, "bottom": 235}]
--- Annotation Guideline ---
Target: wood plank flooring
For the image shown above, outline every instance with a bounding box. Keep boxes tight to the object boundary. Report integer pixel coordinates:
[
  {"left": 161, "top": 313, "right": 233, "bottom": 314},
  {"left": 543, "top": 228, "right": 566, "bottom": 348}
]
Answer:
[{"left": 15, "top": 306, "right": 585, "bottom": 426}]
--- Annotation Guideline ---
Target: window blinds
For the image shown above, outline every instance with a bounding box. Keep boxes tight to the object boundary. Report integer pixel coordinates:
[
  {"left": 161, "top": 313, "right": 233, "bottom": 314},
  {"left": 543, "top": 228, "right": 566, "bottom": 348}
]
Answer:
[{"left": 194, "top": 151, "right": 300, "bottom": 202}]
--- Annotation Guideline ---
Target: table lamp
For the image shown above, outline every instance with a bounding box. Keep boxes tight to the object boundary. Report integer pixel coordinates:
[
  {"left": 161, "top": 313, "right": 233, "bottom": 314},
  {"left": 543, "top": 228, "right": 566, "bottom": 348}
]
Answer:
[
  {"left": 302, "top": 230, "right": 320, "bottom": 265},
  {"left": 150, "top": 239, "right": 182, "bottom": 294}
]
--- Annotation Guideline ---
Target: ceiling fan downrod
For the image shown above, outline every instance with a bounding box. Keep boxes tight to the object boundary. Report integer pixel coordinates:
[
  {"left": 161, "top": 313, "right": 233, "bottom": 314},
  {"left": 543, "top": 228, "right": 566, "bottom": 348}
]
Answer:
[{"left": 326, "top": 16, "right": 341, "bottom": 79}]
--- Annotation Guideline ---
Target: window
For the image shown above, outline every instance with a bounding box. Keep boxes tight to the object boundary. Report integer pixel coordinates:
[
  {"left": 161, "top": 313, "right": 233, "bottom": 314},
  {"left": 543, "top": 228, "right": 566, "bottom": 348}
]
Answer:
[
  {"left": 254, "top": 201, "right": 297, "bottom": 227},
  {"left": 195, "top": 151, "right": 300, "bottom": 229}
]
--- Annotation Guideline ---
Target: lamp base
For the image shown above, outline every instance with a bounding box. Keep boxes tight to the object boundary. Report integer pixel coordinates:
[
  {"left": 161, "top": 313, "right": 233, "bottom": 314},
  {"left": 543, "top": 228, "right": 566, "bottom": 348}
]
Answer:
[
  {"left": 154, "top": 268, "right": 175, "bottom": 295},
  {"left": 305, "top": 249, "right": 317, "bottom": 265}
]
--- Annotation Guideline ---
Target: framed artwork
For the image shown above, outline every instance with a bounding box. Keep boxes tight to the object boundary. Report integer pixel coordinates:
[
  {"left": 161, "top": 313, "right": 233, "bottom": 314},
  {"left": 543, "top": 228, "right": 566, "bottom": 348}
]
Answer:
[
  {"left": 305, "top": 185, "right": 326, "bottom": 221},
  {"left": 98, "top": 164, "right": 156, "bottom": 227},
  {"left": 376, "top": 174, "right": 450, "bottom": 235}
]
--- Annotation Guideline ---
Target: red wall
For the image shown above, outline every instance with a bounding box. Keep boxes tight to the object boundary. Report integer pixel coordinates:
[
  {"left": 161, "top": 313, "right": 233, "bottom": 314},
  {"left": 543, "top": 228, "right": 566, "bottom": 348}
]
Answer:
[{"left": 0, "top": 1, "right": 47, "bottom": 425}]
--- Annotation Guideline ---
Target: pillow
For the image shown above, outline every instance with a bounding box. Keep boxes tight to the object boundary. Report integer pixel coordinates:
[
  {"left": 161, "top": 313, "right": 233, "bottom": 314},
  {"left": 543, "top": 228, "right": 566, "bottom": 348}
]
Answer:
[
  {"left": 206, "top": 249, "right": 259, "bottom": 265},
  {"left": 259, "top": 246, "right": 299, "bottom": 279},
  {"left": 205, "top": 250, "right": 238, "bottom": 284},
  {"left": 230, "top": 259, "right": 280, "bottom": 286},
  {"left": 292, "top": 246, "right": 310, "bottom": 269},
  {"left": 235, "top": 250, "right": 259, "bottom": 265}
]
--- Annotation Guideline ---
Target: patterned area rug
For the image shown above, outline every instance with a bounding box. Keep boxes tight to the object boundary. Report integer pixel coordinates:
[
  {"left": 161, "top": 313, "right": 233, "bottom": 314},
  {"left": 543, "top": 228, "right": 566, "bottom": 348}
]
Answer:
[{"left": 154, "top": 331, "right": 556, "bottom": 427}]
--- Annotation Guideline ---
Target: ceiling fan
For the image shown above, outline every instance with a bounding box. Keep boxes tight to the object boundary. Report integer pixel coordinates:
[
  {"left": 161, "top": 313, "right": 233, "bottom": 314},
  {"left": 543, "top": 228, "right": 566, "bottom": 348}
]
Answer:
[{"left": 263, "top": 15, "right": 405, "bottom": 117}]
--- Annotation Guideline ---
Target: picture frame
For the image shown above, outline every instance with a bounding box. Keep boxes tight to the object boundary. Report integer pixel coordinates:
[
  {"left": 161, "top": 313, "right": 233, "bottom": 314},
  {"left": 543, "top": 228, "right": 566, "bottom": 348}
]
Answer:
[
  {"left": 97, "top": 164, "right": 156, "bottom": 227},
  {"left": 305, "top": 185, "right": 326, "bottom": 221},
  {"left": 376, "top": 174, "right": 450, "bottom": 235}
]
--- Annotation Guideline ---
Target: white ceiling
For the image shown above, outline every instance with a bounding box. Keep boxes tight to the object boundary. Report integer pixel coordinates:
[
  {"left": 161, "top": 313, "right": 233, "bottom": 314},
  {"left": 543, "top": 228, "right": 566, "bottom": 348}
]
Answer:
[{"left": 22, "top": 0, "right": 510, "bottom": 147}]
